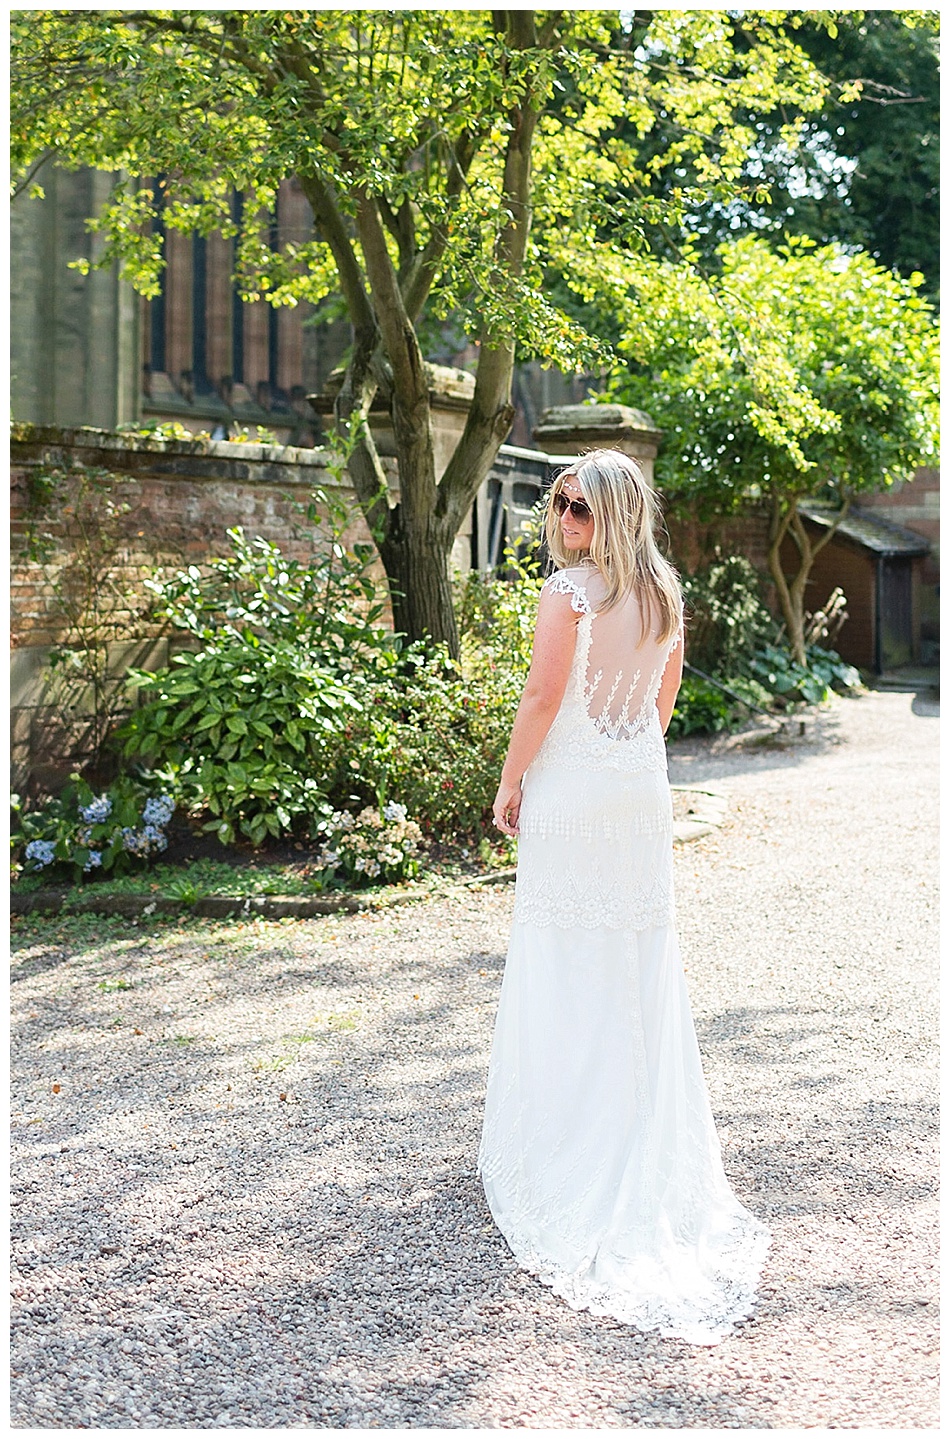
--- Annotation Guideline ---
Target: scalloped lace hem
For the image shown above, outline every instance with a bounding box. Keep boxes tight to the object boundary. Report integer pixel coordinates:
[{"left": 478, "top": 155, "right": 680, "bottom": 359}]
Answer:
[{"left": 499, "top": 1218, "right": 771, "bottom": 1346}]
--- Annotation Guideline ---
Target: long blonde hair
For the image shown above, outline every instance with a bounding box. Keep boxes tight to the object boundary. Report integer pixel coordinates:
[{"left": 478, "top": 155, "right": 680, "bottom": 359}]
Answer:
[{"left": 544, "top": 448, "right": 681, "bottom": 642}]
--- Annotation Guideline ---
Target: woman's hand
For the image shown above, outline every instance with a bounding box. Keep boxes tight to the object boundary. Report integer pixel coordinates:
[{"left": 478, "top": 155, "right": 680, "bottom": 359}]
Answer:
[{"left": 492, "top": 779, "right": 523, "bottom": 836}]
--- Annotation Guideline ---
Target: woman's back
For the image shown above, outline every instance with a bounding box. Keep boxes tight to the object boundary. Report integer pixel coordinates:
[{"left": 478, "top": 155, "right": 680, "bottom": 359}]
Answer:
[{"left": 544, "top": 565, "right": 682, "bottom": 746}]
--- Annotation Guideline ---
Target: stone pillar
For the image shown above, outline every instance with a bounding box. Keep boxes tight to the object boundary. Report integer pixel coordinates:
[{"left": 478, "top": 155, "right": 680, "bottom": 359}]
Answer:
[
  {"left": 310, "top": 363, "right": 477, "bottom": 570},
  {"left": 531, "top": 403, "right": 662, "bottom": 485},
  {"left": 309, "top": 362, "right": 476, "bottom": 479}
]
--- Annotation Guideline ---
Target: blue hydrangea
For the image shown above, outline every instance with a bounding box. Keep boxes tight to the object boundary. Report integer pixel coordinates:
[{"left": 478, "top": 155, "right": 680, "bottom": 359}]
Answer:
[
  {"left": 142, "top": 795, "right": 175, "bottom": 827},
  {"left": 25, "top": 839, "right": 57, "bottom": 868},
  {"left": 79, "top": 795, "right": 113, "bottom": 824},
  {"left": 83, "top": 851, "right": 103, "bottom": 871},
  {"left": 122, "top": 826, "right": 167, "bottom": 857}
]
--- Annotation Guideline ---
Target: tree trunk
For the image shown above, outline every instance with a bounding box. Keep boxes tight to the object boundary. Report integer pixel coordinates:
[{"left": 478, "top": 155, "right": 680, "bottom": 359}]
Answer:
[
  {"left": 767, "top": 490, "right": 851, "bottom": 668},
  {"left": 379, "top": 516, "right": 459, "bottom": 656}
]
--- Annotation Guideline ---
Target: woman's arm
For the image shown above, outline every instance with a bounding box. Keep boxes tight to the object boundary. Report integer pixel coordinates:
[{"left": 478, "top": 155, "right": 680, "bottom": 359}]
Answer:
[
  {"left": 656, "top": 627, "right": 685, "bottom": 734},
  {"left": 492, "top": 587, "right": 578, "bottom": 836}
]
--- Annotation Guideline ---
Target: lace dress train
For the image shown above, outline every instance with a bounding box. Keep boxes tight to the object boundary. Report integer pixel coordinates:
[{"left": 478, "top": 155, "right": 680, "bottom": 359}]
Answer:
[{"left": 478, "top": 567, "right": 769, "bottom": 1345}]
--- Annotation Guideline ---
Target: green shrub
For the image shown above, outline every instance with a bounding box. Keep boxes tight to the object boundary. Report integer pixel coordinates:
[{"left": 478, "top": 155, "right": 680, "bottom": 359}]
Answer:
[
  {"left": 117, "top": 638, "right": 364, "bottom": 846},
  {"left": 118, "top": 516, "right": 545, "bottom": 847},
  {"left": 749, "top": 642, "right": 862, "bottom": 705},
  {"left": 681, "top": 554, "right": 775, "bottom": 677},
  {"left": 335, "top": 644, "right": 523, "bottom": 842},
  {"left": 12, "top": 776, "right": 175, "bottom": 882},
  {"left": 666, "top": 676, "right": 737, "bottom": 738},
  {"left": 115, "top": 479, "right": 403, "bottom": 847}
]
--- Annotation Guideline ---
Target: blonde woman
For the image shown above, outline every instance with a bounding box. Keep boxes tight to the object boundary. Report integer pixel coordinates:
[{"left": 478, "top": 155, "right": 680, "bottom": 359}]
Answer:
[{"left": 479, "top": 449, "right": 769, "bottom": 1344}]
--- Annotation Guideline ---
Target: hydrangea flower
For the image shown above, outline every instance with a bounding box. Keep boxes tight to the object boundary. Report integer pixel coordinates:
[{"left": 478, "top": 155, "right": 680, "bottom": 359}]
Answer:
[
  {"left": 25, "top": 839, "right": 57, "bottom": 868},
  {"left": 383, "top": 801, "right": 408, "bottom": 823},
  {"left": 83, "top": 851, "right": 103, "bottom": 871},
  {"left": 142, "top": 794, "right": 175, "bottom": 827},
  {"left": 122, "top": 825, "right": 168, "bottom": 857},
  {"left": 79, "top": 795, "right": 113, "bottom": 824}
]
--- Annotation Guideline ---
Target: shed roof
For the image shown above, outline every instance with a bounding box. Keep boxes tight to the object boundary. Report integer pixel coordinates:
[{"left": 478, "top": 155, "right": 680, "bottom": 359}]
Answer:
[{"left": 798, "top": 500, "right": 931, "bottom": 558}]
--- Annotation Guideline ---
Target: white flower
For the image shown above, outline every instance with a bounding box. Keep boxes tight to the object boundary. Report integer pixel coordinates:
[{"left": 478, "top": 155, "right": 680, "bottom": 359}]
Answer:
[{"left": 383, "top": 801, "right": 408, "bottom": 823}]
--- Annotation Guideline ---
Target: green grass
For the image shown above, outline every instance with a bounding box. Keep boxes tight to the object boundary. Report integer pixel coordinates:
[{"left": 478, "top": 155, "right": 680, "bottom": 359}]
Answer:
[{"left": 13, "top": 856, "right": 330, "bottom": 900}]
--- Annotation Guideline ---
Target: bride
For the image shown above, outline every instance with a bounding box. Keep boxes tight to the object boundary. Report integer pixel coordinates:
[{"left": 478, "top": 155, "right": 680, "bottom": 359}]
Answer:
[{"left": 479, "top": 449, "right": 769, "bottom": 1345}]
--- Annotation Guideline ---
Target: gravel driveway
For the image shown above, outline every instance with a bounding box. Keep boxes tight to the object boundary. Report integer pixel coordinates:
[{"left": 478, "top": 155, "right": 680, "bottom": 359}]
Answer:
[{"left": 11, "top": 689, "right": 938, "bottom": 1429}]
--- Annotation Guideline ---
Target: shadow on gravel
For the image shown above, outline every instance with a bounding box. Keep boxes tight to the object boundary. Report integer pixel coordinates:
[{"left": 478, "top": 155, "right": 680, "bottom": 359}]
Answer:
[
  {"left": 11, "top": 916, "right": 936, "bottom": 1428},
  {"left": 693, "top": 1003, "right": 937, "bottom": 1222}
]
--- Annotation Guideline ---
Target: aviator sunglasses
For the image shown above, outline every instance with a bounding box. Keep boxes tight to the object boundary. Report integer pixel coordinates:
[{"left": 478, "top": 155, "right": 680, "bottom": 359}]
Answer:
[{"left": 551, "top": 490, "right": 593, "bottom": 524}]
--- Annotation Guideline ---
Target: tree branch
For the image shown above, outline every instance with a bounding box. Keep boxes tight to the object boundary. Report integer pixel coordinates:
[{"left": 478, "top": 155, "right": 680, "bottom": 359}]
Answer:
[
  {"left": 296, "top": 172, "right": 376, "bottom": 346},
  {"left": 10, "top": 148, "right": 54, "bottom": 199},
  {"left": 435, "top": 10, "right": 543, "bottom": 531},
  {"left": 355, "top": 189, "right": 425, "bottom": 409}
]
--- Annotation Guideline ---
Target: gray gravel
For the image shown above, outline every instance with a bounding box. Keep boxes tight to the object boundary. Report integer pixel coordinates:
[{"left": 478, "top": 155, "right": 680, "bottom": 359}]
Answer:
[{"left": 11, "top": 689, "right": 938, "bottom": 1428}]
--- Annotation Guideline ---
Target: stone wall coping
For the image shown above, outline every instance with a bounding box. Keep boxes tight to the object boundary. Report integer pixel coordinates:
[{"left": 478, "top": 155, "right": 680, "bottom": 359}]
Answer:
[
  {"left": 309, "top": 361, "right": 476, "bottom": 414},
  {"left": 534, "top": 403, "right": 663, "bottom": 444},
  {"left": 10, "top": 422, "right": 400, "bottom": 489}
]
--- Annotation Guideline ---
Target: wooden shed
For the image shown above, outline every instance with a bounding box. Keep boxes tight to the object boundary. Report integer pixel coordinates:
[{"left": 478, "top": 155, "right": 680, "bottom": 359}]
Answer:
[{"left": 784, "top": 502, "right": 932, "bottom": 674}]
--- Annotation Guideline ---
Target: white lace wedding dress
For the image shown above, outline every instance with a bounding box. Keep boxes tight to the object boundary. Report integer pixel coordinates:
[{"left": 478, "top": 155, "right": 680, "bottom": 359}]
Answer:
[{"left": 479, "top": 564, "right": 770, "bottom": 1345}]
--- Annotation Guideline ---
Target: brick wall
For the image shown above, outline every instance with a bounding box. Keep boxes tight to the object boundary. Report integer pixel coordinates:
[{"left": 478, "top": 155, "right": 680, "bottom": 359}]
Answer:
[
  {"left": 11, "top": 424, "right": 397, "bottom": 790},
  {"left": 664, "top": 506, "right": 773, "bottom": 581}
]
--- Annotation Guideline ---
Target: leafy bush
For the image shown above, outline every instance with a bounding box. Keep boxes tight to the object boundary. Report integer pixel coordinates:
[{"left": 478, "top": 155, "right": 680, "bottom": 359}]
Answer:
[
  {"left": 749, "top": 643, "right": 862, "bottom": 705},
  {"left": 117, "top": 511, "right": 544, "bottom": 848},
  {"left": 333, "top": 643, "right": 523, "bottom": 841},
  {"left": 682, "top": 555, "right": 775, "bottom": 677},
  {"left": 115, "top": 480, "right": 403, "bottom": 846},
  {"left": 666, "top": 676, "right": 736, "bottom": 738},
  {"left": 12, "top": 777, "right": 175, "bottom": 882},
  {"left": 117, "top": 638, "right": 364, "bottom": 846}
]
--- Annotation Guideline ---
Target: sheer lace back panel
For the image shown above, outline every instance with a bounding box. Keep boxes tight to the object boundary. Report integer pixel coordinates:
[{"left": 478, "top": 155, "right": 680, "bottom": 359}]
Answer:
[
  {"left": 514, "top": 566, "right": 683, "bottom": 931},
  {"left": 542, "top": 566, "right": 681, "bottom": 751}
]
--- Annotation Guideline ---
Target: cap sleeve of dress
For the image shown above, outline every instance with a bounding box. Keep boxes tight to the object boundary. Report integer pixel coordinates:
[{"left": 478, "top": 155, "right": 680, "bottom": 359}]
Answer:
[{"left": 542, "top": 571, "right": 593, "bottom": 616}]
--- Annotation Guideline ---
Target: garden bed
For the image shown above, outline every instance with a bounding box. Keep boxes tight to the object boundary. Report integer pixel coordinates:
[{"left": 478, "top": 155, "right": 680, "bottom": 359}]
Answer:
[{"left": 11, "top": 786, "right": 731, "bottom": 922}]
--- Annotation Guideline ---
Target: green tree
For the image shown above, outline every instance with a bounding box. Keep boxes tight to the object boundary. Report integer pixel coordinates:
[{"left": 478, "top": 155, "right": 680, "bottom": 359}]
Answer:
[
  {"left": 743, "top": 10, "right": 940, "bottom": 293},
  {"left": 606, "top": 235, "right": 939, "bottom": 664},
  {"left": 618, "top": 10, "right": 939, "bottom": 290},
  {"left": 11, "top": 8, "right": 835, "bottom": 654}
]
